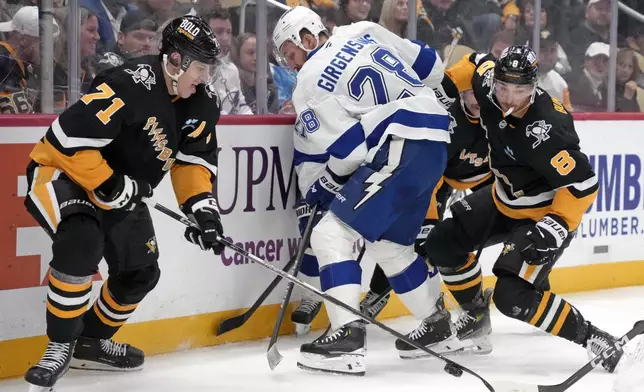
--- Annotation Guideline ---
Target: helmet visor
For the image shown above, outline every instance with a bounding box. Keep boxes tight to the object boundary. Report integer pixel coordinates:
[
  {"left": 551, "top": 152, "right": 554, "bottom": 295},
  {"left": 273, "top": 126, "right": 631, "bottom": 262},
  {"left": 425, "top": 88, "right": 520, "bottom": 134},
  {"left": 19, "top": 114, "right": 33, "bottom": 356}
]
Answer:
[{"left": 185, "top": 58, "right": 220, "bottom": 85}]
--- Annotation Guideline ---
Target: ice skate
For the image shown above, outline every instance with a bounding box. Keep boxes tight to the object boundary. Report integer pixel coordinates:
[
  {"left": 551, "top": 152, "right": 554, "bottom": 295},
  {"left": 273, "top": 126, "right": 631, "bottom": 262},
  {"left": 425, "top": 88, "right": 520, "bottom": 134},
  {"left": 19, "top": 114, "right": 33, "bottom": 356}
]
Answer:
[
  {"left": 70, "top": 336, "right": 144, "bottom": 371},
  {"left": 395, "top": 295, "right": 460, "bottom": 359},
  {"left": 449, "top": 288, "right": 494, "bottom": 355},
  {"left": 359, "top": 290, "right": 390, "bottom": 320},
  {"left": 584, "top": 323, "right": 625, "bottom": 373},
  {"left": 297, "top": 320, "right": 366, "bottom": 376},
  {"left": 291, "top": 298, "right": 323, "bottom": 336},
  {"left": 25, "top": 341, "right": 75, "bottom": 392}
]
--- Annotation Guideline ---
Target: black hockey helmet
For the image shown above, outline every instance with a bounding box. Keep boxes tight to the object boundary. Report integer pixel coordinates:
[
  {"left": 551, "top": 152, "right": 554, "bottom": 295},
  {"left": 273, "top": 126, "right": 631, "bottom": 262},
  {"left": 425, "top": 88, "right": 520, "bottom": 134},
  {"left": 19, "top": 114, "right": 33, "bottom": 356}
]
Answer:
[
  {"left": 160, "top": 15, "right": 221, "bottom": 69},
  {"left": 494, "top": 45, "right": 538, "bottom": 86}
]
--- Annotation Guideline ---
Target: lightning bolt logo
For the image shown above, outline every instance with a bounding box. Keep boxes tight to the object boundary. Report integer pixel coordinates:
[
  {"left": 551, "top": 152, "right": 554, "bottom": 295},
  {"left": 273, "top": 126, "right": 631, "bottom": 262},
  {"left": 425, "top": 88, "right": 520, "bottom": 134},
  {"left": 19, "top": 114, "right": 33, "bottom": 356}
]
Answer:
[{"left": 354, "top": 172, "right": 391, "bottom": 210}]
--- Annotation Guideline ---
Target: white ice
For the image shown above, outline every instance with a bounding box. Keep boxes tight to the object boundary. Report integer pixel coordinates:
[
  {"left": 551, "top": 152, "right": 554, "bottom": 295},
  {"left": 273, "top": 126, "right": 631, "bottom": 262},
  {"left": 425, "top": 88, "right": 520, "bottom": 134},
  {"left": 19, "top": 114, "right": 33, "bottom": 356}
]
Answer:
[{"left": 1, "top": 286, "right": 643, "bottom": 392}]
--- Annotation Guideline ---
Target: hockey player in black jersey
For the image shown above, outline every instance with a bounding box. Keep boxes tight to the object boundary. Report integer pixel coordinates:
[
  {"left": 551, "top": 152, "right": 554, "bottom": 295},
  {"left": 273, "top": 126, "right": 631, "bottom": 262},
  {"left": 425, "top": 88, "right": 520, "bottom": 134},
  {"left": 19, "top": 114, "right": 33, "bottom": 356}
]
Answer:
[
  {"left": 361, "top": 63, "right": 496, "bottom": 357},
  {"left": 424, "top": 45, "right": 624, "bottom": 372},
  {"left": 23, "top": 15, "right": 225, "bottom": 391}
]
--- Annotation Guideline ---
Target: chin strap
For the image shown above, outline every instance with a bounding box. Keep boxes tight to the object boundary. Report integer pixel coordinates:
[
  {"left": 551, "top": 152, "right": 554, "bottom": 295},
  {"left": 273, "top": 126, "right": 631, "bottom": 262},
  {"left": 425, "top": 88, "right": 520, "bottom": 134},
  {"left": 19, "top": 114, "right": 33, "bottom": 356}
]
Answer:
[{"left": 162, "top": 54, "right": 184, "bottom": 96}]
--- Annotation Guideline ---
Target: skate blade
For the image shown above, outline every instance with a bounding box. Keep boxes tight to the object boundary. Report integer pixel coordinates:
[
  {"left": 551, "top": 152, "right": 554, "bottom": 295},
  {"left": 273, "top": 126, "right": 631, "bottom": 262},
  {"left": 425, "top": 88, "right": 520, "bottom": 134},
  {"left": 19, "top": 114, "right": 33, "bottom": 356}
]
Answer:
[
  {"left": 444, "top": 337, "right": 493, "bottom": 356},
  {"left": 297, "top": 351, "right": 365, "bottom": 376},
  {"left": 295, "top": 322, "right": 312, "bottom": 337},
  {"left": 69, "top": 358, "right": 143, "bottom": 372},
  {"left": 28, "top": 384, "right": 55, "bottom": 392},
  {"left": 398, "top": 336, "right": 471, "bottom": 359}
]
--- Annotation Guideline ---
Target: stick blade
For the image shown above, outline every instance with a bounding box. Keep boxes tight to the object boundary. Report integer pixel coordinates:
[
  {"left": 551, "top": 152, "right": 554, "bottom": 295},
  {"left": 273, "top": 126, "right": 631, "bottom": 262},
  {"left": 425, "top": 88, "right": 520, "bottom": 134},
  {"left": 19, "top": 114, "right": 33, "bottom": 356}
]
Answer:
[
  {"left": 266, "top": 344, "right": 283, "bottom": 371},
  {"left": 216, "top": 314, "right": 247, "bottom": 336},
  {"left": 491, "top": 381, "right": 541, "bottom": 392}
]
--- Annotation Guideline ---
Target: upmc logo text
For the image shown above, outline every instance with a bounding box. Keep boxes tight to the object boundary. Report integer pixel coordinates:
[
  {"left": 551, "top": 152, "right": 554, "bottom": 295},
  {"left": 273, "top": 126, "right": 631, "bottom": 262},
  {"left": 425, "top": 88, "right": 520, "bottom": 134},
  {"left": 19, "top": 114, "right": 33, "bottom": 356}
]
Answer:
[
  {"left": 580, "top": 154, "right": 644, "bottom": 238},
  {"left": 217, "top": 145, "right": 296, "bottom": 214}
]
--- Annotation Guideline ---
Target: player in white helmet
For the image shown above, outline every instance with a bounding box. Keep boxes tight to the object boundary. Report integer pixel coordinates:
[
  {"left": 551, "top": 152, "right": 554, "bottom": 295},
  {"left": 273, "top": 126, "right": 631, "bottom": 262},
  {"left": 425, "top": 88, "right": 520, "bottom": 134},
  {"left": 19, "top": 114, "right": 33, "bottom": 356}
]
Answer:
[{"left": 273, "top": 6, "right": 456, "bottom": 375}]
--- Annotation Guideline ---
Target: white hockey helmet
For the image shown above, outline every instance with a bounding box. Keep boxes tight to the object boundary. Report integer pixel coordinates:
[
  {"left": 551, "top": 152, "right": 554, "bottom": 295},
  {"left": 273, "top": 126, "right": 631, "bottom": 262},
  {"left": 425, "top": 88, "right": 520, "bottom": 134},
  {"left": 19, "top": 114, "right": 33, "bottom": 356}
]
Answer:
[{"left": 272, "top": 6, "right": 327, "bottom": 67}]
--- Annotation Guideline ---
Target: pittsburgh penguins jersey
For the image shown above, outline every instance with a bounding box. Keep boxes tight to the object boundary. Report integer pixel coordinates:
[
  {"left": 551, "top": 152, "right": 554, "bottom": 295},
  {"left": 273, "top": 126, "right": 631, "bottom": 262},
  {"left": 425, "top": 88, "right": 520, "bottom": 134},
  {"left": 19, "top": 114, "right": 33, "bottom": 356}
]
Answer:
[
  {"left": 443, "top": 98, "right": 491, "bottom": 190},
  {"left": 29, "top": 55, "right": 220, "bottom": 206},
  {"left": 471, "top": 53, "right": 598, "bottom": 231},
  {"left": 0, "top": 41, "right": 34, "bottom": 114}
]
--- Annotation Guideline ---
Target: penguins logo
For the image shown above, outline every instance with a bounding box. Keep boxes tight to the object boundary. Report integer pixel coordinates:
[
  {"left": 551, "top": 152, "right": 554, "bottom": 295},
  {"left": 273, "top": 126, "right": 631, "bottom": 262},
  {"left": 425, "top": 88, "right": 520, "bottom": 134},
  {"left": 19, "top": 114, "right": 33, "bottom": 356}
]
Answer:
[{"left": 125, "top": 64, "right": 157, "bottom": 90}]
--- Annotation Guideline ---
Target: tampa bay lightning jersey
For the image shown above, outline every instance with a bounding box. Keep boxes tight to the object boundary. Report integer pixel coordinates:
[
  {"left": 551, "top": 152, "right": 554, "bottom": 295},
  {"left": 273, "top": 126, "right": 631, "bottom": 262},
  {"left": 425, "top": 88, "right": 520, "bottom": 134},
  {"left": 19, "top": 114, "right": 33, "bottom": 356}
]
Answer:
[{"left": 292, "top": 21, "right": 450, "bottom": 194}]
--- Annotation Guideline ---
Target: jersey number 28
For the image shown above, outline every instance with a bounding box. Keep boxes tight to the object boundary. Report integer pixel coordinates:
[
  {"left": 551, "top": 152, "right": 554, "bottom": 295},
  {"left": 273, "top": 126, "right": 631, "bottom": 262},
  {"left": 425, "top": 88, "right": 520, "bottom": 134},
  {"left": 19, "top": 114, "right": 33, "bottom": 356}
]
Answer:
[{"left": 348, "top": 48, "right": 423, "bottom": 105}]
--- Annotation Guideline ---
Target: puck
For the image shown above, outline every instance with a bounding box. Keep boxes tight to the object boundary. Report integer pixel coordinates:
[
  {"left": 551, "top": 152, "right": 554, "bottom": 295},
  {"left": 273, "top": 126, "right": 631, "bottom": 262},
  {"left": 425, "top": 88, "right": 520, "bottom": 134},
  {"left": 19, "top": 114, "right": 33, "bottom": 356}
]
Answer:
[{"left": 444, "top": 364, "right": 464, "bottom": 378}]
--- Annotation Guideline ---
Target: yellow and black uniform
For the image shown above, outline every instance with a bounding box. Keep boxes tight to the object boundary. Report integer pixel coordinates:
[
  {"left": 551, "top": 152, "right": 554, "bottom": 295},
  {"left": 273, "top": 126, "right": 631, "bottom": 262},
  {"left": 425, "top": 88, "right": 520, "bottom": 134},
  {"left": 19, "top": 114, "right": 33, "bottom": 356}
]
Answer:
[
  {"left": 0, "top": 41, "right": 34, "bottom": 113},
  {"left": 24, "top": 55, "right": 220, "bottom": 343},
  {"left": 425, "top": 49, "right": 605, "bottom": 353}
]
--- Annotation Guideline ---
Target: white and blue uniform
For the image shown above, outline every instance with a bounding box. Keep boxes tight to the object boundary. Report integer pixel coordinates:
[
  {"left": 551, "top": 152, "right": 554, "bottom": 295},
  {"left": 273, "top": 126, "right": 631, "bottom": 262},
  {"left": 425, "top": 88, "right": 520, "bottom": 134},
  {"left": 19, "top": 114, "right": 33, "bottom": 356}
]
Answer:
[{"left": 293, "top": 21, "right": 450, "bottom": 329}]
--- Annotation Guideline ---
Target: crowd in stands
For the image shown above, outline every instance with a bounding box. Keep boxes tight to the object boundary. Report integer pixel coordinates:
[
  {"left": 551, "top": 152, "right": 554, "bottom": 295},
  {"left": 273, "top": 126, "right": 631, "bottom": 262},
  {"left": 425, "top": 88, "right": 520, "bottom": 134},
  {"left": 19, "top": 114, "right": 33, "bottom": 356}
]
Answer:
[{"left": 1, "top": 0, "right": 643, "bottom": 114}]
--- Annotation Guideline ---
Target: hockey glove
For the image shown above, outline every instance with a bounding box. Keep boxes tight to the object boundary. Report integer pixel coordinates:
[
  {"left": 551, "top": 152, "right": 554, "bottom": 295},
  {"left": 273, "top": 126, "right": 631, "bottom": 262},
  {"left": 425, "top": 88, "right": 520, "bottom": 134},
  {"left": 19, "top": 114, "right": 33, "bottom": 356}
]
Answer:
[
  {"left": 414, "top": 219, "right": 436, "bottom": 257},
  {"left": 520, "top": 214, "right": 569, "bottom": 266},
  {"left": 181, "top": 192, "right": 225, "bottom": 255},
  {"left": 305, "top": 168, "right": 346, "bottom": 211},
  {"left": 93, "top": 174, "right": 153, "bottom": 211}
]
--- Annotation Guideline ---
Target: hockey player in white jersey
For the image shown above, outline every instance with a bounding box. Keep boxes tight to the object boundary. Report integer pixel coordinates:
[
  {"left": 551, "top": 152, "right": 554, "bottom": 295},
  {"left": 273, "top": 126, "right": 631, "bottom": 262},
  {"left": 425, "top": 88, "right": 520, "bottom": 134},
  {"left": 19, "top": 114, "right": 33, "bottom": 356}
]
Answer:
[{"left": 273, "top": 6, "right": 455, "bottom": 375}]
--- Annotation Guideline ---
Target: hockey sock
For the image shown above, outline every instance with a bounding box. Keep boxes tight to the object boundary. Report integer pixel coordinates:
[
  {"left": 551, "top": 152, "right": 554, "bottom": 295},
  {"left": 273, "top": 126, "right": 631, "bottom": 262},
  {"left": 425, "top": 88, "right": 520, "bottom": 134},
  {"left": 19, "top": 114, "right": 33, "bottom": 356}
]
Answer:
[
  {"left": 494, "top": 276, "right": 585, "bottom": 342},
  {"left": 46, "top": 269, "right": 93, "bottom": 342},
  {"left": 299, "top": 250, "right": 322, "bottom": 301},
  {"left": 439, "top": 252, "right": 482, "bottom": 306},
  {"left": 369, "top": 264, "right": 392, "bottom": 295},
  {"left": 81, "top": 279, "right": 139, "bottom": 339}
]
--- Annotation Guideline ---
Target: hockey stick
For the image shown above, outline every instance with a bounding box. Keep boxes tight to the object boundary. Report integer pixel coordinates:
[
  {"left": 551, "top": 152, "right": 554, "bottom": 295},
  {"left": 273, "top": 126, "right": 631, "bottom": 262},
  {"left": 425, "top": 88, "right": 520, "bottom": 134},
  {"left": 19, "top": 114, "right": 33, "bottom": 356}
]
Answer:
[
  {"left": 216, "top": 254, "right": 298, "bottom": 336},
  {"left": 493, "top": 320, "right": 644, "bottom": 392},
  {"left": 266, "top": 204, "right": 319, "bottom": 370},
  {"left": 147, "top": 199, "right": 495, "bottom": 391}
]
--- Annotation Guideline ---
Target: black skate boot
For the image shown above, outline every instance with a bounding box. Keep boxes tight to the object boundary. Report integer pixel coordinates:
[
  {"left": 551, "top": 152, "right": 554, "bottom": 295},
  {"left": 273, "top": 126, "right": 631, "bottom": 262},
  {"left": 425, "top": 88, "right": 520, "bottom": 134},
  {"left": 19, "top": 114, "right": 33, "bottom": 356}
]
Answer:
[
  {"left": 451, "top": 288, "right": 494, "bottom": 355},
  {"left": 359, "top": 290, "right": 390, "bottom": 320},
  {"left": 25, "top": 341, "right": 75, "bottom": 391},
  {"left": 70, "top": 336, "right": 144, "bottom": 371},
  {"left": 395, "top": 295, "right": 459, "bottom": 359},
  {"left": 291, "top": 298, "right": 323, "bottom": 336},
  {"left": 297, "top": 320, "right": 366, "bottom": 376},
  {"left": 583, "top": 323, "right": 625, "bottom": 373}
]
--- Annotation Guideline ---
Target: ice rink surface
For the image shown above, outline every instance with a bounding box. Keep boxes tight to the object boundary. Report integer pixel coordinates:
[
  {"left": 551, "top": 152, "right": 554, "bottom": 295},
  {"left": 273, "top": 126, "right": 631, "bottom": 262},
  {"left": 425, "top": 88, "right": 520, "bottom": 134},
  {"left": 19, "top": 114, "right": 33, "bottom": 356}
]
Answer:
[{"left": 2, "top": 286, "right": 643, "bottom": 392}]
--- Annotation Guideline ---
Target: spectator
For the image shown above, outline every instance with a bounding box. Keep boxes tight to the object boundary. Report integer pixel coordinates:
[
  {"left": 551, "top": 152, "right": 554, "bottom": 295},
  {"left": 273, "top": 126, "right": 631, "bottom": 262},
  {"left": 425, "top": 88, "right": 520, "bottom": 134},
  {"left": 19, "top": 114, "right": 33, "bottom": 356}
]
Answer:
[
  {"left": 537, "top": 30, "right": 573, "bottom": 112},
  {"left": 569, "top": 42, "right": 609, "bottom": 112},
  {"left": 231, "top": 33, "right": 279, "bottom": 114},
  {"left": 336, "top": 0, "right": 372, "bottom": 26},
  {"left": 457, "top": 0, "right": 502, "bottom": 52},
  {"left": 501, "top": 0, "right": 520, "bottom": 34},
  {"left": 57, "top": 7, "right": 101, "bottom": 95},
  {"left": 489, "top": 30, "right": 514, "bottom": 59},
  {"left": 189, "top": 0, "right": 222, "bottom": 16},
  {"left": 0, "top": 6, "right": 61, "bottom": 113},
  {"left": 626, "top": 25, "right": 644, "bottom": 86},
  {"left": 379, "top": 0, "right": 407, "bottom": 37},
  {"left": 612, "top": 48, "right": 643, "bottom": 112},
  {"left": 80, "top": 0, "right": 135, "bottom": 54},
  {"left": 319, "top": 7, "right": 338, "bottom": 31},
  {"left": 566, "top": 0, "right": 612, "bottom": 73},
  {"left": 286, "top": 0, "right": 339, "bottom": 11},
  {"left": 416, "top": 0, "right": 469, "bottom": 54},
  {"left": 96, "top": 10, "right": 158, "bottom": 72},
  {"left": 137, "top": 0, "right": 186, "bottom": 30},
  {"left": 205, "top": 8, "right": 252, "bottom": 115}
]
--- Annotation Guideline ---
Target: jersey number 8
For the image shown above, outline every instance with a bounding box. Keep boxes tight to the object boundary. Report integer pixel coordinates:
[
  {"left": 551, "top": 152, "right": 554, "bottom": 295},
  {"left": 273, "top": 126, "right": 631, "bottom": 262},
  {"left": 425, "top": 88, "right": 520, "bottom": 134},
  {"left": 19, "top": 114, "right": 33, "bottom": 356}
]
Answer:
[
  {"left": 550, "top": 151, "right": 576, "bottom": 176},
  {"left": 295, "top": 109, "right": 320, "bottom": 137}
]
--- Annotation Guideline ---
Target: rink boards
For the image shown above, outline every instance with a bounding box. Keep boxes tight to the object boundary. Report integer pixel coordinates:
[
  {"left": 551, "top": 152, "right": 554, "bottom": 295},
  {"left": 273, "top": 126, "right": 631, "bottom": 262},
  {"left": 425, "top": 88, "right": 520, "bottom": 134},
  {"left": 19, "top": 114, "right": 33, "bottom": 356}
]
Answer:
[{"left": 0, "top": 113, "right": 643, "bottom": 379}]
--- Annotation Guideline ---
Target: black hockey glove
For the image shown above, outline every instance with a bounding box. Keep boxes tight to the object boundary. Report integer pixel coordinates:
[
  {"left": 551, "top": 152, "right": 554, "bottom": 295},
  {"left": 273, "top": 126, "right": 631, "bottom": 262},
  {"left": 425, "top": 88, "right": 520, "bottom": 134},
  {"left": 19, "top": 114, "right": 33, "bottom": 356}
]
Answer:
[
  {"left": 520, "top": 214, "right": 569, "bottom": 266},
  {"left": 414, "top": 219, "right": 435, "bottom": 257},
  {"left": 181, "top": 192, "right": 224, "bottom": 255},
  {"left": 93, "top": 174, "right": 153, "bottom": 211}
]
